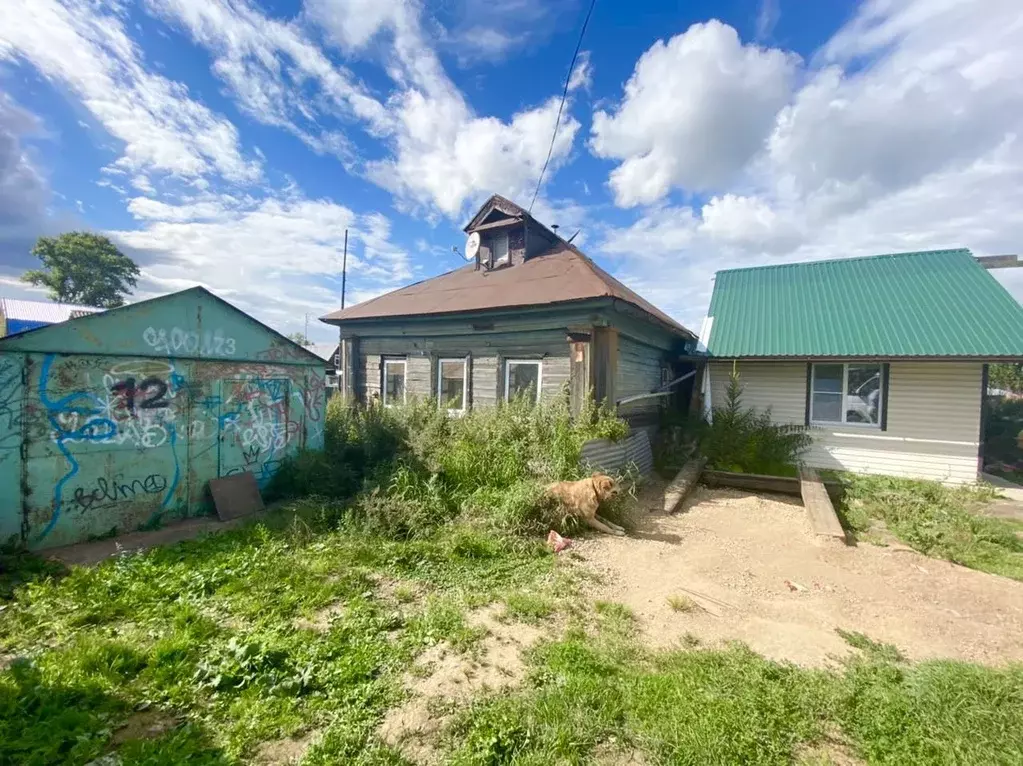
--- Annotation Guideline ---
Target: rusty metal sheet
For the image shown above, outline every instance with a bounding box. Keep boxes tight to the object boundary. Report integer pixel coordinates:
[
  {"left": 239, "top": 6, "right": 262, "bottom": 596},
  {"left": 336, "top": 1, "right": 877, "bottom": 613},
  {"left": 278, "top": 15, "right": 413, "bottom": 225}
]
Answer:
[{"left": 210, "top": 471, "right": 264, "bottom": 521}]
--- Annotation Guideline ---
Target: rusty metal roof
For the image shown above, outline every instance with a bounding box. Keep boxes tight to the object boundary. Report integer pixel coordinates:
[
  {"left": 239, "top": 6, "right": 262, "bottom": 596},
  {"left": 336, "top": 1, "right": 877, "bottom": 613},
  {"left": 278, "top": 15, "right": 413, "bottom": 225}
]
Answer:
[{"left": 321, "top": 241, "right": 693, "bottom": 337}]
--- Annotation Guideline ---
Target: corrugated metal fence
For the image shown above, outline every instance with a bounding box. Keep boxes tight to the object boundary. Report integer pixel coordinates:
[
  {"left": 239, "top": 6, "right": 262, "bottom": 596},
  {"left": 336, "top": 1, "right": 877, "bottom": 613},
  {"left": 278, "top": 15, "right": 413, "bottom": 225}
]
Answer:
[{"left": 580, "top": 430, "right": 653, "bottom": 476}]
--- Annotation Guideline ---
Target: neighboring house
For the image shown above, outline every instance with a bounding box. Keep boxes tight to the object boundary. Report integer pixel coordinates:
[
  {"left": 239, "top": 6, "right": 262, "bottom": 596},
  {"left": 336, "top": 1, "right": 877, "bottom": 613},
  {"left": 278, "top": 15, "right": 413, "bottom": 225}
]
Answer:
[
  {"left": 701, "top": 249, "right": 1023, "bottom": 483},
  {"left": 321, "top": 194, "right": 696, "bottom": 428},
  {"left": 309, "top": 342, "right": 341, "bottom": 390},
  {"left": 0, "top": 297, "right": 102, "bottom": 336}
]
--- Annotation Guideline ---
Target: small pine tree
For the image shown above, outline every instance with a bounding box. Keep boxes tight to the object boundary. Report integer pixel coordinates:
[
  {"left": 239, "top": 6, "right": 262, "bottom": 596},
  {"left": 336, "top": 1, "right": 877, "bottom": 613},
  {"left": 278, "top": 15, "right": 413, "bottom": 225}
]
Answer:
[{"left": 701, "top": 371, "right": 812, "bottom": 475}]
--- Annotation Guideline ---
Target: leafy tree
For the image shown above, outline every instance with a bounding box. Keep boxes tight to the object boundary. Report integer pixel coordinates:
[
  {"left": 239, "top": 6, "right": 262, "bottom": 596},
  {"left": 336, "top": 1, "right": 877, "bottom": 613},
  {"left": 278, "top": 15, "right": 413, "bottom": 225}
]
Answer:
[
  {"left": 989, "top": 363, "right": 1023, "bottom": 395},
  {"left": 21, "top": 232, "right": 140, "bottom": 308},
  {"left": 287, "top": 332, "right": 314, "bottom": 347}
]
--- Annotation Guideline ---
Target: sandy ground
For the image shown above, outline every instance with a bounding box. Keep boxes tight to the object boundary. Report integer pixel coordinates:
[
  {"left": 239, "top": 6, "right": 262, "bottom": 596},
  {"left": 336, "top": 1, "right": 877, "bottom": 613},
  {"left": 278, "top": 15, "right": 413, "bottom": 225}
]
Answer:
[
  {"left": 378, "top": 605, "right": 544, "bottom": 764},
  {"left": 574, "top": 485, "right": 1023, "bottom": 667}
]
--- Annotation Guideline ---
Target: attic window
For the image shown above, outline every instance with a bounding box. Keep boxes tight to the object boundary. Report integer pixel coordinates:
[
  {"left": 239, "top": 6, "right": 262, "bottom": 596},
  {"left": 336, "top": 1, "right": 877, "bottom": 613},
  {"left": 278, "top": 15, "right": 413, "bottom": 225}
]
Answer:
[{"left": 492, "top": 232, "right": 509, "bottom": 266}]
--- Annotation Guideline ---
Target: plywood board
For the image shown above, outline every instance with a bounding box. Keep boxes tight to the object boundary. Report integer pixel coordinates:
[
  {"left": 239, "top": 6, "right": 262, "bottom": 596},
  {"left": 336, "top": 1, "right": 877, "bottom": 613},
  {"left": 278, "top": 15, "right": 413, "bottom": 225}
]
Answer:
[{"left": 210, "top": 472, "right": 265, "bottom": 521}]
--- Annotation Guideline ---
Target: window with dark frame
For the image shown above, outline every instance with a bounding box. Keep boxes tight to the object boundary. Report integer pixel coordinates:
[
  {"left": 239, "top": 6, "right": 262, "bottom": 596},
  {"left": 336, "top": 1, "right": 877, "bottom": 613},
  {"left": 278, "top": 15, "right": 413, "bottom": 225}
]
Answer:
[
  {"left": 504, "top": 359, "right": 541, "bottom": 403},
  {"left": 492, "top": 232, "right": 510, "bottom": 266},
  {"left": 382, "top": 359, "right": 406, "bottom": 407},
  {"left": 810, "top": 362, "right": 884, "bottom": 426}
]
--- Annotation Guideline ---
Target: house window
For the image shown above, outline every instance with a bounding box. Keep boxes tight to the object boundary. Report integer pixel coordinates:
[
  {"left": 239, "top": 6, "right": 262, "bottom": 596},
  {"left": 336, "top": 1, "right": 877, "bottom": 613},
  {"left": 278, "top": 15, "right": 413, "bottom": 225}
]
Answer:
[
  {"left": 438, "top": 358, "right": 467, "bottom": 412},
  {"left": 492, "top": 232, "right": 510, "bottom": 266},
  {"left": 505, "top": 360, "right": 542, "bottom": 403},
  {"left": 382, "top": 359, "right": 406, "bottom": 406},
  {"left": 810, "top": 363, "right": 884, "bottom": 426}
]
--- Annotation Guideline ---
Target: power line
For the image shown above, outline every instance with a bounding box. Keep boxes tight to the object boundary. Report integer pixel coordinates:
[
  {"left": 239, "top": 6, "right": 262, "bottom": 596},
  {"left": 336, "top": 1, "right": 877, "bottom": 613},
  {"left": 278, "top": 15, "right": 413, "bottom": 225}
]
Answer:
[{"left": 527, "top": 0, "right": 597, "bottom": 215}]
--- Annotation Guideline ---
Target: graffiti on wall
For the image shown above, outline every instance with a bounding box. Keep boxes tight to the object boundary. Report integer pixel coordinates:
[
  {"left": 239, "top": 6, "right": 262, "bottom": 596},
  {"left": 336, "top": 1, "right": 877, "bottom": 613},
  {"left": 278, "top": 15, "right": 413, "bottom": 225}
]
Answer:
[
  {"left": 143, "top": 326, "right": 237, "bottom": 357},
  {"left": 25, "top": 353, "right": 323, "bottom": 544}
]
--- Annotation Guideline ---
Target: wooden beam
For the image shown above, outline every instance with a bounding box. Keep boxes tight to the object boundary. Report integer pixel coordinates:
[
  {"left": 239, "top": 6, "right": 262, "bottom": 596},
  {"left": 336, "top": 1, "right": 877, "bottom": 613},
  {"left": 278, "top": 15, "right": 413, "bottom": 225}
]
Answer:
[
  {"left": 664, "top": 457, "right": 706, "bottom": 513},
  {"left": 590, "top": 326, "right": 618, "bottom": 408},
  {"left": 703, "top": 470, "right": 802, "bottom": 495},
  {"left": 799, "top": 467, "right": 848, "bottom": 540},
  {"left": 976, "top": 254, "right": 1020, "bottom": 269}
]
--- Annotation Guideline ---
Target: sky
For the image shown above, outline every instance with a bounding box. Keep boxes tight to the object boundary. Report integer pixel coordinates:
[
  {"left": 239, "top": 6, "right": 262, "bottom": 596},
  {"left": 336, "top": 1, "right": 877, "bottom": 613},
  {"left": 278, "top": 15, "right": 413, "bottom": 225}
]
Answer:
[{"left": 2, "top": 0, "right": 1023, "bottom": 343}]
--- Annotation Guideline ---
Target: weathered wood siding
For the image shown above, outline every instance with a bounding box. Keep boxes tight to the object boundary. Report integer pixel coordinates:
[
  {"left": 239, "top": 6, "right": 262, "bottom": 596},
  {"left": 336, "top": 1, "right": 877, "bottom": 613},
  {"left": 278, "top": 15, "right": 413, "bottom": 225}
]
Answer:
[
  {"left": 357, "top": 331, "right": 570, "bottom": 406},
  {"left": 616, "top": 336, "right": 666, "bottom": 427},
  {"left": 708, "top": 360, "right": 983, "bottom": 483}
]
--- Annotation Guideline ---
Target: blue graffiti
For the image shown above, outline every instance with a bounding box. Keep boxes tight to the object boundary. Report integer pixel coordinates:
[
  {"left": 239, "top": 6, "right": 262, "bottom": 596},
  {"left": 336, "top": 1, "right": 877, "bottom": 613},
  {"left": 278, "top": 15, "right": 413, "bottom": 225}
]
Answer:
[{"left": 37, "top": 354, "right": 117, "bottom": 541}]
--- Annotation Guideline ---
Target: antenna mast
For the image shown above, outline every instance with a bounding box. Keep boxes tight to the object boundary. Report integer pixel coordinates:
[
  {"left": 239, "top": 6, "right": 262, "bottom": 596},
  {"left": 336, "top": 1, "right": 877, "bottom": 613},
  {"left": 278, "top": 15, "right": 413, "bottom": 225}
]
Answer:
[{"left": 341, "top": 228, "right": 348, "bottom": 310}]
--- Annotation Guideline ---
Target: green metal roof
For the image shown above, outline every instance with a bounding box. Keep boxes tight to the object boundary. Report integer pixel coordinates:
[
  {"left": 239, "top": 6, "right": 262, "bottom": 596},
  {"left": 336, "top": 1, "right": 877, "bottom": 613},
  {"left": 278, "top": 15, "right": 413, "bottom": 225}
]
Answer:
[{"left": 705, "top": 249, "right": 1023, "bottom": 358}]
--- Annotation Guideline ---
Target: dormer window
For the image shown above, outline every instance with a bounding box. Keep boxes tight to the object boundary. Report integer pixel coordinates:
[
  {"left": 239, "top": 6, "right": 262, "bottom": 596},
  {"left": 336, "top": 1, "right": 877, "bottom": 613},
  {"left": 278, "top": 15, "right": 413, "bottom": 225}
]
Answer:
[{"left": 492, "top": 232, "right": 510, "bottom": 266}]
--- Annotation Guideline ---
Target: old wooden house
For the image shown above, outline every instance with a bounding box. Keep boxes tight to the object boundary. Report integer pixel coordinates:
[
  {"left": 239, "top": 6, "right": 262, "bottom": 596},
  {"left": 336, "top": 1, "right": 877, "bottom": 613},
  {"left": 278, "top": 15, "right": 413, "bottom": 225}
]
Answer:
[{"left": 321, "top": 195, "right": 695, "bottom": 428}]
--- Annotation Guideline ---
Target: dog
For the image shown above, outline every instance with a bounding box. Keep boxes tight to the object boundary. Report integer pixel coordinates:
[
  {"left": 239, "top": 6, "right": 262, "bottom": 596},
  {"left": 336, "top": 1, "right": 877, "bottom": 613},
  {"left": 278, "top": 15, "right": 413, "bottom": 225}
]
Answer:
[{"left": 545, "top": 472, "right": 626, "bottom": 536}]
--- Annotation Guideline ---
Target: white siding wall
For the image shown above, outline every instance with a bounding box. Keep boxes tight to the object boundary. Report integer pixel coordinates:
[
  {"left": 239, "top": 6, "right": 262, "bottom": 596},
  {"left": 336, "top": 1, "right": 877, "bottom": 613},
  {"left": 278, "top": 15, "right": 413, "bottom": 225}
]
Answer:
[{"left": 708, "top": 360, "right": 983, "bottom": 483}]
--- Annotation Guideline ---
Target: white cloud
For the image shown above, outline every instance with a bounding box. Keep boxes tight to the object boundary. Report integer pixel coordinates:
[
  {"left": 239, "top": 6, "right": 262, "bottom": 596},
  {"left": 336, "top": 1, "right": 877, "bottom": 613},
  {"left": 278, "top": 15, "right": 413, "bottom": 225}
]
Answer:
[
  {"left": 0, "top": 93, "right": 48, "bottom": 225},
  {"left": 146, "top": 0, "right": 389, "bottom": 163},
  {"left": 113, "top": 188, "right": 412, "bottom": 340},
  {"left": 590, "top": 20, "right": 799, "bottom": 207},
  {"left": 755, "top": 0, "right": 780, "bottom": 41},
  {"left": 143, "top": 0, "right": 582, "bottom": 221},
  {"left": 597, "top": 0, "right": 1023, "bottom": 330},
  {"left": 310, "top": 0, "right": 580, "bottom": 219},
  {"left": 567, "top": 50, "right": 592, "bottom": 92},
  {"left": 0, "top": 0, "right": 261, "bottom": 185}
]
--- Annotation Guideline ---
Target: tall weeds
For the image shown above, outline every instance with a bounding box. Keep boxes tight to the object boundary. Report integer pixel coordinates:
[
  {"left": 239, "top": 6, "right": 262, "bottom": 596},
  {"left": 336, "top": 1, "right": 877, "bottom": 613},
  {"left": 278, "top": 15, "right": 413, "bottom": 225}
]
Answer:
[{"left": 268, "top": 393, "right": 629, "bottom": 538}]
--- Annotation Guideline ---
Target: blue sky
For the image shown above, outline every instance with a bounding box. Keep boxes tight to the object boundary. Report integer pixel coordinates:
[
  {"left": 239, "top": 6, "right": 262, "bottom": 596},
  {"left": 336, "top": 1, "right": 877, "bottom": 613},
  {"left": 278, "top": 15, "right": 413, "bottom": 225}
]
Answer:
[{"left": 2, "top": 0, "right": 1022, "bottom": 342}]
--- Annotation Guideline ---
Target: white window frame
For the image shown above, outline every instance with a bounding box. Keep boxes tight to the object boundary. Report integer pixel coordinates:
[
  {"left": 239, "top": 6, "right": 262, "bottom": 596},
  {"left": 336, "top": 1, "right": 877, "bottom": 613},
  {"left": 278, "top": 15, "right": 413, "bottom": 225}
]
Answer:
[
  {"left": 492, "top": 232, "right": 510, "bottom": 266},
  {"left": 382, "top": 359, "right": 407, "bottom": 407},
  {"left": 437, "top": 357, "right": 468, "bottom": 413},
  {"left": 504, "top": 359, "right": 543, "bottom": 404},
  {"left": 810, "top": 362, "right": 884, "bottom": 428}
]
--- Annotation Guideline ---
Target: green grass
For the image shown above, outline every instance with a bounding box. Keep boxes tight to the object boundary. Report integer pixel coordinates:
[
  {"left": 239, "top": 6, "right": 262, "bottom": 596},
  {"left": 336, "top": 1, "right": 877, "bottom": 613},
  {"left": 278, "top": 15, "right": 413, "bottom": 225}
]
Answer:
[
  {"left": 446, "top": 620, "right": 1023, "bottom": 766},
  {"left": 833, "top": 473, "right": 1023, "bottom": 580},
  {"left": 0, "top": 500, "right": 558, "bottom": 765}
]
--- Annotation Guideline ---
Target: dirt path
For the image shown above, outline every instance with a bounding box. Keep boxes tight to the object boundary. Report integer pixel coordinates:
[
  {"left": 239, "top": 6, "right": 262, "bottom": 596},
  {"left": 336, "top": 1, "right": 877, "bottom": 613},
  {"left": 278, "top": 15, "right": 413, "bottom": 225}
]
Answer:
[{"left": 575, "top": 486, "right": 1023, "bottom": 667}]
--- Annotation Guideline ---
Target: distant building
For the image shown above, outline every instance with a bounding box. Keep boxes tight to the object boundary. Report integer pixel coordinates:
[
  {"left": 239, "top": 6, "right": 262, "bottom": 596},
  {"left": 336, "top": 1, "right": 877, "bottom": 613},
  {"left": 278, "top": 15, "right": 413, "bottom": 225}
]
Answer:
[
  {"left": 0, "top": 297, "right": 103, "bottom": 336},
  {"left": 309, "top": 342, "right": 341, "bottom": 390}
]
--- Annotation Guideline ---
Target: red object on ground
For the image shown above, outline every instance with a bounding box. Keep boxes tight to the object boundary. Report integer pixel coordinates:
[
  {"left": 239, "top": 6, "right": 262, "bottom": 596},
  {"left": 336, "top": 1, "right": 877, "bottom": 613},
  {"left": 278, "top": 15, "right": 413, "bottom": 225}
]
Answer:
[{"left": 547, "top": 530, "right": 573, "bottom": 553}]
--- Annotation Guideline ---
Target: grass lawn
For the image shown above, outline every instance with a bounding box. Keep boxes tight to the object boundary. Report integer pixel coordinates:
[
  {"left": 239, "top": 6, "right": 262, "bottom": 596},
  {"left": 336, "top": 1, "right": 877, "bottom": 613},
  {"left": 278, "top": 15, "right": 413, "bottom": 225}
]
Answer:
[
  {"left": 832, "top": 473, "right": 1023, "bottom": 581},
  {"left": 0, "top": 500, "right": 565, "bottom": 765},
  {"left": 2, "top": 501, "right": 1022, "bottom": 765}
]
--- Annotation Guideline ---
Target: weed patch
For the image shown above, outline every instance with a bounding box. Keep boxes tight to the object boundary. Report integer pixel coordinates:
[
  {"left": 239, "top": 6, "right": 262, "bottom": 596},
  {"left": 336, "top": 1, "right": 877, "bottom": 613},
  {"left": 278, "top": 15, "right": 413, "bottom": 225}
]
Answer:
[
  {"left": 448, "top": 620, "right": 1023, "bottom": 766},
  {"left": 834, "top": 473, "right": 1023, "bottom": 580}
]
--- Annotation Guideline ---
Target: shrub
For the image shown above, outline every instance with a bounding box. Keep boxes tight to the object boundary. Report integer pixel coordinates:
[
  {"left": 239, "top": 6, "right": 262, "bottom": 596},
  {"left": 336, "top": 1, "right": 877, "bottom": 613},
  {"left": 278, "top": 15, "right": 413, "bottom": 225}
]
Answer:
[{"left": 699, "top": 372, "right": 811, "bottom": 476}]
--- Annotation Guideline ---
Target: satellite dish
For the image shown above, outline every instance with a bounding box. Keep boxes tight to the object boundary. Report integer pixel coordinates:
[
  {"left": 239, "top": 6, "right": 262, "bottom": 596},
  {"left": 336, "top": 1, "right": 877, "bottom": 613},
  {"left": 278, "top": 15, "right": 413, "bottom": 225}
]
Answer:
[{"left": 465, "top": 232, "right": 480, "bottom": 261}]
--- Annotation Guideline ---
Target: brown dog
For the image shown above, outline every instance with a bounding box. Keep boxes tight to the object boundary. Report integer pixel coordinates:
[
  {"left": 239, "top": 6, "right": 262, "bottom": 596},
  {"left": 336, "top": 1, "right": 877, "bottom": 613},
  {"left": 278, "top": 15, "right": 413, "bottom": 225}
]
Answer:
[{"left": 545, "top": 473, "right": 626, "bottom": 536}]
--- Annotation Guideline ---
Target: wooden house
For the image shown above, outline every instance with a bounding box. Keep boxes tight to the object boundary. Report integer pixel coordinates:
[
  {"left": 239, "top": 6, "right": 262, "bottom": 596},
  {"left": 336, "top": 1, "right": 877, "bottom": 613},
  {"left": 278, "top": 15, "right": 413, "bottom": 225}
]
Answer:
[{"left": 320, "top": 195, "right": 696, "bottom": 429}]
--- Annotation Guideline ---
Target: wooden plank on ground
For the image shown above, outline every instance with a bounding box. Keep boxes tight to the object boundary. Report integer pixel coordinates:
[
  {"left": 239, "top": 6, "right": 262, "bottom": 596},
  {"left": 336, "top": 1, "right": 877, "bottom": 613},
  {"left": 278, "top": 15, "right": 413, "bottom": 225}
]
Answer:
[
  {"left": 703, "top": 470, "right": 802, "bottom": 496},
  {"left": 799, "top": 467, "right": 847, "bottom": 540},
  {"left": 210, "top": 472, "right": 265, "bottom": 521},
  {"left": 664, "top": 457, "right": 706, "bottom": 513}
]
